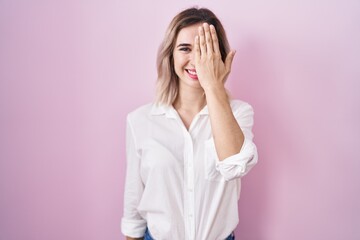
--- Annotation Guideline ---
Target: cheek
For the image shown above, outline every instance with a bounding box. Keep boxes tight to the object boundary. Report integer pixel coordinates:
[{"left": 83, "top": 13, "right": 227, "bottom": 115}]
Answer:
[
  {"left": 174, "top": 54, "right": 187, "bottom": 67},
  {"left": 173, "top": 54, "right": 185, "bottom": 70}
]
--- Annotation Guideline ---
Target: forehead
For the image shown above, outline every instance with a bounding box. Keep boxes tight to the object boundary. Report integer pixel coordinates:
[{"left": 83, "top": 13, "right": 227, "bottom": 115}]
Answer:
[{"left": 175, "top": 23, "right": 203, "bottom": 44}]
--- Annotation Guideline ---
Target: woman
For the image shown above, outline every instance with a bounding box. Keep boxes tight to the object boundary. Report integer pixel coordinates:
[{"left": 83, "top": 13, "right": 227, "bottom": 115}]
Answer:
[{"left": 121, "top": 7, "right": 258, "bottom": 240}]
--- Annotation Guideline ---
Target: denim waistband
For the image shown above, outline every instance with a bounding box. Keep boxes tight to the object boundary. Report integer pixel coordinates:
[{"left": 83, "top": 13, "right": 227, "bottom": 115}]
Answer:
[{"left": 144, "top": 227, "right": 235, "bottom": 240}]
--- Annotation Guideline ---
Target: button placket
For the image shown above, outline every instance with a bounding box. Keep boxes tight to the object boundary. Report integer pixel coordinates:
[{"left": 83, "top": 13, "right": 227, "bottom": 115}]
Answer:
[{"left": 173, "top": 109, "right": 200, "bottom": 240}]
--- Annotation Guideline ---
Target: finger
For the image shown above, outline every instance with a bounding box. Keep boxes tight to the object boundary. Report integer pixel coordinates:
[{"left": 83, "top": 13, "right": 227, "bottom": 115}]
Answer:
[
  {"left": 198, "top": 25, "right": 207, "bottom": 56},
  {"left": 210, "top": 25, "right": 220, "bottom": 56},
  {"left": 194, "top": 36, "right": 200, "bottom": 63},
  {"left": 225, "top": 50, "right": 236, "bottom": 71},
  {"left": 203, "top": 23, "right": 213, "bottom": 55}
]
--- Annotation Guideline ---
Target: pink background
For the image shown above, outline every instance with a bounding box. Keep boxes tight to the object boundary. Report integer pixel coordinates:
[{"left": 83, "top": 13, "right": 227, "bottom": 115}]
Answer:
[{"left": 1, "top": 0, "right": 359, "bottom": 239}]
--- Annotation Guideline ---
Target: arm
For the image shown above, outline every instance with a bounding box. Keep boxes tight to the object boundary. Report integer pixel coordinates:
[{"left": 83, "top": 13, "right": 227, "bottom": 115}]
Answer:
[
  {"left": 121, "top": 115, "right": 147, "bottom": 238},
  {"left": 195, "top": 23, "right": 242, "bottom": 160},
  {"left": 195, "top": 23, "right": 258, "bottom": 180},
  {"left": 205, "top": 85, "right": 244, "bottom": 160},
  {"left": 214, "top": 101, "right": 258, "bottom": 180}
]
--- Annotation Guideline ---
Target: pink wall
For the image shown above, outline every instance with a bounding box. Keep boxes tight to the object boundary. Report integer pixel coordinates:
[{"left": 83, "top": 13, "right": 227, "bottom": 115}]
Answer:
[{"left": 1, "top": 1, "right": 359, "bottom": 239}]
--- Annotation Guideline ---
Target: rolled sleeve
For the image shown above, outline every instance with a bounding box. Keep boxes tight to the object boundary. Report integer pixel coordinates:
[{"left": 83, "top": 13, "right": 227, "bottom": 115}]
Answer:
[
  {"left": 121, "top": 217, "right": 147, "bottom": 238},
  {"left": 215, "top": 138, "right": 258, "bottom": 181}
]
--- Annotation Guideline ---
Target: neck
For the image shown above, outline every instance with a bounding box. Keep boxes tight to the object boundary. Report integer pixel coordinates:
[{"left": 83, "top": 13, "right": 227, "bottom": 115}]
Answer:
[{"left": 173, "top": 84, "right": 206, "bottom": 114}]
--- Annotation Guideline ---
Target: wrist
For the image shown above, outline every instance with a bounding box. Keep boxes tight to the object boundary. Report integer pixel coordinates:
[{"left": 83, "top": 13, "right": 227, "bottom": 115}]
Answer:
[{"left": 203, "top": 83, "right": 226, "bottom": 96}]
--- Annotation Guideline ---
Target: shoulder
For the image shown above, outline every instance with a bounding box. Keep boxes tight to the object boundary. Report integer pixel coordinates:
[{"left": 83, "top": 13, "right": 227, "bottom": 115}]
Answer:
[
  {"left": 127, "top": 102, "right": 154, "bottom": 124},
  {"left": 229, "top": 99, "right": 254, "bottom": 113},
  {"left": 230, "top": 99, "right": 255, "bottom": 128},
  {"left": 127, "top": 102, "right": 153, "bottom": 118}
]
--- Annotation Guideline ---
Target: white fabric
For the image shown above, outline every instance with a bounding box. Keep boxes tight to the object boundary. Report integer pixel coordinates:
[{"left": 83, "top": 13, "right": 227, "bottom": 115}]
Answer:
[{"left": 121, "top": 99, "right": 258, "bottom": 240}]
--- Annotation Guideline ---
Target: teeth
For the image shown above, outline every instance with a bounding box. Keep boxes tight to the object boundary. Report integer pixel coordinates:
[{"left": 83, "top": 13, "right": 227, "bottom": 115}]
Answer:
[{"left": 187, "top": 70, "right": 197, "bottom": 75}]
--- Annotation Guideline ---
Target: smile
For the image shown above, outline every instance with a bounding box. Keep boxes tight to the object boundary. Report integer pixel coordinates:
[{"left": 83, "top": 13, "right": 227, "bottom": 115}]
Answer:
[{"left": 186, "top": 69, "right": 198, "bottom": 80}]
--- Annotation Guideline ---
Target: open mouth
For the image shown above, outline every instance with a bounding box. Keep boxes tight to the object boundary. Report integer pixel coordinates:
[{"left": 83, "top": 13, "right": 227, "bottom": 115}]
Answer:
[{"left": 186, "top": 69, "right": 198, "bottom": 79}]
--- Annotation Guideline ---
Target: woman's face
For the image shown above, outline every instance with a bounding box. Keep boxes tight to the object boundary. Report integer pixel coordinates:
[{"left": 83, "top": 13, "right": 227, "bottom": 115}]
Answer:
[{"left": 173, "top": 23, "right": 203, "bottom": 89}]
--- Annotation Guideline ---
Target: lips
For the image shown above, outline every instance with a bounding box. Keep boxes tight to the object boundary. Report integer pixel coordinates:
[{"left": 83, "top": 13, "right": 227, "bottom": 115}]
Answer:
[{"left": 186, "top": 69, "right": 198, "bottom": 80}]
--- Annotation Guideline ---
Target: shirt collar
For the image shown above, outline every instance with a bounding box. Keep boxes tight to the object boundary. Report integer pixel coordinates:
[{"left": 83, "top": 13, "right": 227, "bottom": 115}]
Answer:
[
  {"left": 150, "top": 103, "right": 209, "bottom": 118},
  {"left": 198, "top": 105, "right": 209, "bottom": 115},
  {"left": 150, "top": 103, "right": 176, "bottom": 118}
]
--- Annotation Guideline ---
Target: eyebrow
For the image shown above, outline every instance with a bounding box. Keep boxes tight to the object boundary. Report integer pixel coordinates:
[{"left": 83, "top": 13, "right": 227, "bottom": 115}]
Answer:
[{"left": 176, "top": 43, "right": 192, "bottom": 48}]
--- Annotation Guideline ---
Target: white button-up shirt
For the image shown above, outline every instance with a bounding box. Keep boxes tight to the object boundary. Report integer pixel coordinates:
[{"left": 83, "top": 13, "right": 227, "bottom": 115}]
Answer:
[{"left": 121, "top": 99, "right": 258, "bottom": 240}]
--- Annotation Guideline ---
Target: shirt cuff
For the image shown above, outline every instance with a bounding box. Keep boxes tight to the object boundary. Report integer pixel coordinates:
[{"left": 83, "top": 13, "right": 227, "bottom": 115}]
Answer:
[
  {"left": 121, "top": 217, "right": 147, "bottom": 238},
  {"left": 215, "top": 138, "right": 258, "bottom": 181}
]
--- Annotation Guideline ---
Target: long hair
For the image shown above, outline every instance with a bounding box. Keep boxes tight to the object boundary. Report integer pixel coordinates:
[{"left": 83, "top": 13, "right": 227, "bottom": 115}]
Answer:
[{"left": 155, "top": 7, "right": 231, "bottom": 105}]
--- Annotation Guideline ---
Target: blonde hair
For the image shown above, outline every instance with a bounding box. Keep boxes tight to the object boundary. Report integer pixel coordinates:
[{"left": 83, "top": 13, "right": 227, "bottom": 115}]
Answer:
[{"left": 155, "top": 7, "right": 231, "bottom": 106}]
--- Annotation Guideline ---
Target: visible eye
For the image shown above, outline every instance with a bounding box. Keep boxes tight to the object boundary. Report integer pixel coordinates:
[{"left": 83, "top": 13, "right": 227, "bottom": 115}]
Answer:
[{"left": 179, "top": 47, "right": 191, "bottom": 52}]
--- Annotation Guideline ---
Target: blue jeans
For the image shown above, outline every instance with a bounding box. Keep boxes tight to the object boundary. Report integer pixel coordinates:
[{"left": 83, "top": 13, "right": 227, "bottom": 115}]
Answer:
[{"left": 144, "top": 227, "right": 235, "bottom": 240}]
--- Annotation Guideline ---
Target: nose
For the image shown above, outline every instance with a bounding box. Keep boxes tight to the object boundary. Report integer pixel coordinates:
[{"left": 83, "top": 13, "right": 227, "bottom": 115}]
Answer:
[{"left": 189, "top": 50, "right": 196, "bottom": 67}]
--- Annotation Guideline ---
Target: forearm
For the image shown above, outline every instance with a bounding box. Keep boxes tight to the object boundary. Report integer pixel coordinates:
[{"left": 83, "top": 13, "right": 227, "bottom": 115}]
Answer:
[{"left": 205, "top": 85, "right": 244, "bottom": 161}]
